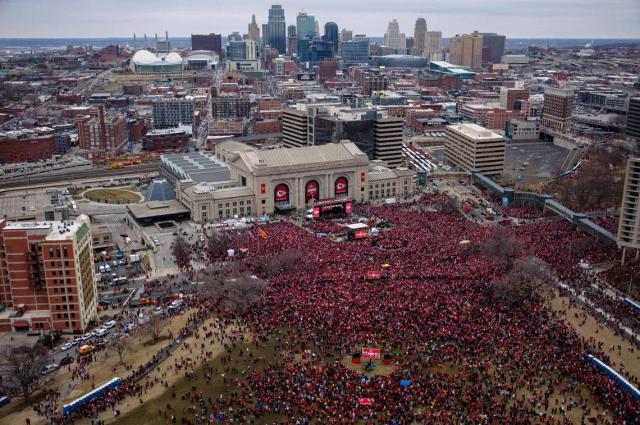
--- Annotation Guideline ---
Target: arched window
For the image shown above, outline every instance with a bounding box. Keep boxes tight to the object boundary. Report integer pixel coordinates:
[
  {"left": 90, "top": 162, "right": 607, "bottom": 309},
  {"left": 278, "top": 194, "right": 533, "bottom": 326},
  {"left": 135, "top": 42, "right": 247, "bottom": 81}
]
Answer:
[
  {"left": 274, "top": 183, "right": 289, "bottom": 203},
  {"left": 335, "top": 177, "right": 348, "bottom": 196},
  {"left": 305, "top": 180, "right": 320, "bottom": 202}
]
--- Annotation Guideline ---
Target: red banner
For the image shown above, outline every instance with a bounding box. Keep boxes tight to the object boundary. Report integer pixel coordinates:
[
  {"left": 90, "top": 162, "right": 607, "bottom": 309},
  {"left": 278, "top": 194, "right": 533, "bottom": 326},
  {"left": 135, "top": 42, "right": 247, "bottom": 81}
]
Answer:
[
  {"left": 366, "top": 270, "right": 381, "bottom": 280},
  {"left": 274, "top": 184, "right": 289, "bottom": 202},
  {"left": 358, "top": 398, "right": 373, "bottom": 406},
  {"left": 361, "top": 347, "right": 381, "bottom": 359},
  {"left": 335, "top": 177, "right": 348, "bottom": 195},
  {"left": 354, "top": 229, "right": 368, "bottom": 239},
  {"left": 360, "top": 171, "right": 366, "bottom": 183},
  {"left": 312, "top": 207, "right": 320, "bottom": 219},
  {"left": 305, "top": 180, "right": 319, "bottom": 201},
  {"left": 260, "top": 183, "right": 266, "bottom": 194},
  {"left": 345, "top": 202, "right": 352, "bottom": 214}
]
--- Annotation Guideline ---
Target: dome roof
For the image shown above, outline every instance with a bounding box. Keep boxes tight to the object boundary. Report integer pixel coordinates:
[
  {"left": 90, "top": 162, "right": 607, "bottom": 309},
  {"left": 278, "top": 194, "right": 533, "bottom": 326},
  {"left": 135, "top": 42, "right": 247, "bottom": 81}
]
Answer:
[
  {"left": 132, "top": 50, "right": 183, "bottom": 65},
  {"left": 165, "top": 52, "right": 182, "bottom": 64}
]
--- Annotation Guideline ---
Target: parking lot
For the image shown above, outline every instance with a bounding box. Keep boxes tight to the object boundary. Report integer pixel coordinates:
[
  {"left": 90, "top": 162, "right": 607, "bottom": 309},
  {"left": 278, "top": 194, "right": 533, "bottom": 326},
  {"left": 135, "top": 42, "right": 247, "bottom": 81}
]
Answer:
[{"left": 504, "top": 142, "right": 572, "bottom": 184}]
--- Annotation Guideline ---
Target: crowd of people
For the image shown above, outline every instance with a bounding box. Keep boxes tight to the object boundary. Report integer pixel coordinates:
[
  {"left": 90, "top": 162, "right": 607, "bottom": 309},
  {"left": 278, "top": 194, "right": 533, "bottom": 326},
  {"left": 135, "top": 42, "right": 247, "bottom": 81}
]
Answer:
[{"left": 38, "top": 194, "right": 640, "bottom": 424}]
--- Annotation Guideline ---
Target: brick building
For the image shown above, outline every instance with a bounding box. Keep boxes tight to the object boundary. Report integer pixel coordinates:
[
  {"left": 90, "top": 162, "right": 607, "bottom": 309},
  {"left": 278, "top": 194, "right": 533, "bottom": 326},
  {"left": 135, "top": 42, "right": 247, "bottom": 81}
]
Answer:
[
  {"left": 0, "top": 128, "right": 56, "bottom": 163},
  {"left": 211, "top": 95, "right": 251, "bottom": 119},
  {"left": 142, "top": 128, "right": 190, "bottom": 151},
  {"left": 77, "top": 107, "right": 128, "bottom": 152},
  {"left": 0, "top": 215, "right": 97, "bottom": 333}
]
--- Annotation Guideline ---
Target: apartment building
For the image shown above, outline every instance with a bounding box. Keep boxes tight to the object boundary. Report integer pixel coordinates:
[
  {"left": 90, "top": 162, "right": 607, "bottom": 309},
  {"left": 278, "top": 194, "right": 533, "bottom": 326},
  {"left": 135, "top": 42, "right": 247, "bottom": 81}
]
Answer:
[
  {"left": 77, "top": 107, "right": 128, "bottom": 152},
  {"left": 618, "top": 157, "right": 640, "bottom": 262},
  {"left": 0, "top": 215, "right": 97, "bottom": 333},
  {"left": 153, "top": 98, "right": 195, "bottom": 128}
]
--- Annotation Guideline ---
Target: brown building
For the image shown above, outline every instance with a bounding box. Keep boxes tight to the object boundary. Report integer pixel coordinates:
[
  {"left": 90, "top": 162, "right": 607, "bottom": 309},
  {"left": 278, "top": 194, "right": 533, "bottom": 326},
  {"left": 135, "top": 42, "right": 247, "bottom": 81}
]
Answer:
[
  {"left": 318, "top": 59, "right": 338, "bottom": 83},
  {"left": 542, "top": 87, "right": 574, "bottom": 132},
  {"left": 191, "top": 33, "right": 222, "bottom": 56},
  {"left": 77, "top": 107, "right": 128, "bottom": 152},
  {"left": 363, "top": 74, "right": 389, "bottom": 96},
  {"left": 142, "top": 128, "right": 190, "bottom": 151},
  {"left": 212, "top": 95, "right": 251, "bottom": 119},
  {"left": 499, "top": 87, "right": 529, "bottom": 110},
  {"left": 0, "top": 215, "right": 97, "bottom": 333},
  {"left": 449, "top": 31, "right": 483, "bottom": 70},
  {"left": 418, "top": 74, "right": 462, "bottom": 91},
  {"left": 0, "top": 128, "right": 56, "bottom": 163}
]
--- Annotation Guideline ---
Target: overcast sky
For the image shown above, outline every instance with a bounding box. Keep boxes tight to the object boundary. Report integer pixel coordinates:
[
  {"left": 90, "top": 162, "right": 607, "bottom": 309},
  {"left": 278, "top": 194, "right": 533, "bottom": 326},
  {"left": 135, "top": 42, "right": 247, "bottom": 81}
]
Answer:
[{"left": 1, "top": 0, "right": 639, "bottom": 39}]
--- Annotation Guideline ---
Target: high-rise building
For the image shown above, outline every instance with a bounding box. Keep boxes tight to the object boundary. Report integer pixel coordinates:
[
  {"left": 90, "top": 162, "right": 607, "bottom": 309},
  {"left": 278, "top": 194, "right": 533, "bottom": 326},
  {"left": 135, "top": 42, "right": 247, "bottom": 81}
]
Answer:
[
  {"left": 449, "top": 31, "right": 483, "bottom": 70},
  {"left": 542, "top": 87, "right": 574, "bottom": 132},
  {"left": 77, "top": 107, "right": 128, "bottom": 152},
  {"left": 413, "top": 18, "right": 427, "bottom": 56},
  {"left": 374, "top": 117, "right": 404, "bottom": 167},
  {"left": 296, "top": 12, "right": 316, "bottom": 41},
  {"left": 245, "top": 39, "right": 258, "bottom": 60},
  {"left": 248, "top": 15, "right": 260, "bottom": 42},
  {"left": 499, "top": 87, "right": 530, "bottom": 110},
  {"left": 341, "top": 35, "right": 370, "bottom": 64},
  {"left": 287, "top": 25, "right": 297, "bottom": 56},
  {"left": 261, "top": 24, "right": 269, "bottom": 48},
  {"left": 445, "top": 123, "right": 505, "bottom": 176},
  {"left": 324, "top": 22, "right": 339, "bottom": 55},
  {"left": 309, "top": 37, "right": 335, "bottom": 64},
  {"left": 480, "top": 32, "right": 506, "bottom": 65},
  {"left": 0, "top": 215, "right": 97, "bottom": 333},
  {"left": 191, "top": 33, "right": 222, "bottom": 56},
  {"left": 384, "top": 19, "right": 406, "bottom": 50},
  {"left": 425, "top": 31, "right": 443, "bottom": 61},
  {"left": 297, "top": 38, "right": 311, "bottom": 62},
  {"left": 227, "top": 40, "right": 247, "bottom": 60},
  {"left": 153, "top": 99, "right": 195, "bottom": 128},
  {"left": 340, "top": 29, "right": 353, "bottom": 42},
  {"left": 212, "top": 95, "right": 251, "bottom": 119},
  {"left": 228, "top": 31, "right": 243, "bottom": 42},
  {"left": 318, "top": 59, "right": 338, "bottom": 83},
  {"left": 626, "top": 97, "right": 640, "bottom": 150},
  {"left": 618, "top": 157, "right": 640, "bottom": 260},
  {"left": 268, "top": 4, "right": 286, "bottom": 53}
]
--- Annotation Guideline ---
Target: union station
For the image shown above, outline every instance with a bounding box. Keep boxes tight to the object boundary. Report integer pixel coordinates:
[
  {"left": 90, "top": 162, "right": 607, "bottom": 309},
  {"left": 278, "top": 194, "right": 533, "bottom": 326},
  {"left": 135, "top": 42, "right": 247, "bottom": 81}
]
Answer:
[{"left": 160, "top": 140, "right": 416, "bottom": 222}]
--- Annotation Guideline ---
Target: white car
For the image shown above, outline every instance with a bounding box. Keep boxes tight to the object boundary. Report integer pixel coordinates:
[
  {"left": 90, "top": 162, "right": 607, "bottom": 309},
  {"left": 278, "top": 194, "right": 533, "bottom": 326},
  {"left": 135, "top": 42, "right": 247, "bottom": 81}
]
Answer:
[
  {"left": 41, "top": 364, "right": 59, "bottom": 375},
  {"left": 72, "top": 337, "right": 83, "bottom": 346},
  {"left": 80, "top": 333, "right": 93, "bottom": 341},
  {"left": 94, "top": 328, "right": 109, "bottom": 337},
  {"left": 60, "top": 342, "right": 74, "bottom": 351},
  {"left": 103, "top": 320, "right": 117, "bottom": 329}
]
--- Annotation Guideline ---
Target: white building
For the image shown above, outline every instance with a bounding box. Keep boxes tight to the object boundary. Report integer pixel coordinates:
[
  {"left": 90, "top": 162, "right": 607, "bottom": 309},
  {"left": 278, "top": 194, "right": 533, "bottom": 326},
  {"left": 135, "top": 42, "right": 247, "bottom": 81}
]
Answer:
[
  {"left": 444, "top": 123, "right": 506, "bottom": 176},
  {"left": 619, "top": 157, "right": 640, "bottom": 261}
]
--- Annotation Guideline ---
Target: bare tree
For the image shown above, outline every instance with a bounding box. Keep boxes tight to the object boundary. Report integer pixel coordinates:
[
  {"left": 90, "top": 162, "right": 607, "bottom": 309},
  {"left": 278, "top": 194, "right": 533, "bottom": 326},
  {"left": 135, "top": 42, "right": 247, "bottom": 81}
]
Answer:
[
  {"left": 171, "top": 234, "right": 192, "bottom": 272},
  {"left": 480, "top": 227, "right": 523, "bottom": 270},
  {"left": 107, "top": 334, "right": 131, "bottom": 365},
  {"left": 205, "top": 230, "right": 231, "bottom": 262},
  {"left": 249, "top": 248, "right": 309, "bottom": 278},
  {"left": 492, "top": 256, "right": 554, "bottom": 305},
  {"left": 1, "top": 345, "right": 50, "bottom": 402},
  {"left": 139, "top": 315, "right": 165, "bottom": 343},
  {"left": 202, "top": 272, "right": 268, "bottom": 314}
]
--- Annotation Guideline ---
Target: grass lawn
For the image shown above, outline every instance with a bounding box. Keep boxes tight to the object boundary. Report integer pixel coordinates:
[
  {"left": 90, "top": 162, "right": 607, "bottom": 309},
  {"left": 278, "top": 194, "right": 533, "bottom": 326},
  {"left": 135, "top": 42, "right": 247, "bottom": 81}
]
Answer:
[{"left": 84, "top": 187, "right": 142, "bottom": 204}]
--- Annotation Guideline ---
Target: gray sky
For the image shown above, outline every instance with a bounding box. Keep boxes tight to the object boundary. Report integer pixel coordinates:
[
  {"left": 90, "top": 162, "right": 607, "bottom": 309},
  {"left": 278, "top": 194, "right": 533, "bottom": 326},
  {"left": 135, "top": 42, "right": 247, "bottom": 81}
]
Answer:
[{"left": 1, "top": 0, "right": 639, "bottom": 39}]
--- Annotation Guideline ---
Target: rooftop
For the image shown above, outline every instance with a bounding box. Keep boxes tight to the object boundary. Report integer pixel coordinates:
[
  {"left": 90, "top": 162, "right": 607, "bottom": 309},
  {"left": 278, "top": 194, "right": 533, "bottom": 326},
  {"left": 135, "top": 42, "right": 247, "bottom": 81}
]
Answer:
[
  {"left": 447, "top": 123, "right": 504, "bottom": 141},
  {"left": 161, "top": 151, "right": 231, "bottom": 184}
]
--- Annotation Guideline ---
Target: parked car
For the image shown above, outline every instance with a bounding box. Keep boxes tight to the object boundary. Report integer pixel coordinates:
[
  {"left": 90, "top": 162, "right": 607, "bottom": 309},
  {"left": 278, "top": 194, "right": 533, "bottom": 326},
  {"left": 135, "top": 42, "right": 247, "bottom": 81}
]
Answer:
[
  {"left": 60, "top": 342, "right": 74, "bottom": 351},
  {"left": 41, "top": 364, "right": 59, "bottom": 375},
  {"left": 94, "top": 328, "right": 109, "bottom": 337},
  {"left": 103, "top": 320, "right": 117, "bottom": 329},
  {"left": 80, "top": 333, "right": 93, "bottom": 341},
  {"left": 78, "top": 345, "right": 95, "bottom": 355},
  {"left": 60, "top": 356, "right": 74, "bottom": 366}
]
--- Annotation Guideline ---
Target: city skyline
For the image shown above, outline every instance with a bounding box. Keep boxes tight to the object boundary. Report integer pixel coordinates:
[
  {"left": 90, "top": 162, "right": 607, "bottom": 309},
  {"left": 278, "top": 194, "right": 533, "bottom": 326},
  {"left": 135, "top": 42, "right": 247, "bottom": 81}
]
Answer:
[{"left": 0, "top": 0, "right": 639, "bottom": 39}]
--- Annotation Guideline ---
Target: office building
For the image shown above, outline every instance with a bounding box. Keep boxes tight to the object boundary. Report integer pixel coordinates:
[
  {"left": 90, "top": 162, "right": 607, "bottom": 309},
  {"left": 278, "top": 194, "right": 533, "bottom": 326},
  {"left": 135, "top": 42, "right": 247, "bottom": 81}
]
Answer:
[
  {"left": 268, "top": 4, "right": 286, "bottom": 54},
  {"left": 77, "top": 107, "right": 128, "bottom": 152},
  {"left": 245, "top": 39, "right": 257, "bottom": 60},
  {"left": 153, "top": 99, "right": 195, "bottom": 128},
  {"left": 324, "top": 22, "right": 339, "bottom": 55},
  {"left": 248, "top": 15, "right": 260, "bottom": 42},
  {"left": 297, "top": 38, "right": 311, "bottom": 62},
  {"left": 227, "top": 40, "right": 247, "bottom": 60},
  {"left": 341, "top": 35, "right": 370, "bottom": 64},
  {"left": 626, "top": 97, "right": 640, "bottom": 150},
  {"left": 413, "top": 18, "right": 427, "bottom": 56},
  {"left": 363, "top": 73, "right": 389, "bottom": 96},
  {"left": 287, "top": 25, "right": 297, "bottom": 56},
  {"left": 384, "top": 19, "right": 406, "bottom": 50},
  {"left": 480, "top": 32, "right": 506, "bottom": 65},
  {"left": 191, "top": 33, "right": 222, "bottom": 56},
  {"left": 212, "top": 95, "right": 251, "bottom": 119},
  {"left": 499, "top": 87, "right": 529, "bottom": 110},
  {"left": 618, "top": 157, "right": 640, "bottom": 259},
  {"left": 0, "top": 128, "right": 56, "bottom": 163},
  {"left": 542, "top": 87, "right": 574, "bottom": 132},
  {"left": 340, "top": 29, "right": 353, "bottom": 42},
  {"left": 318, "top": 59, "right": 338, "bottom": 83},
  {"left": 309, "top": 37, "right": 335, "bottom": 63},
  {"left": 261, "top": 24, "right": 269, "bottom": 48},
  {"left": 445, "top": 123, "right": 505, "bottom": 175},
  {"left": 374, "top": 117, "right": 404, "bottom": 167},
  {"left": 156, "top": 32, "right": 170, "bottom": 53},
  {"left": 296, "top": 12, "right": 316, "bottom": 41},
  {"left": 449, "top": 31, "right": 483, "bottom": 70},
  {"left": 426, "top": 31, "right": 443, "bottom": 61},
  {"left": 0, "top": 215, "right": 97, "bottom": 333}
]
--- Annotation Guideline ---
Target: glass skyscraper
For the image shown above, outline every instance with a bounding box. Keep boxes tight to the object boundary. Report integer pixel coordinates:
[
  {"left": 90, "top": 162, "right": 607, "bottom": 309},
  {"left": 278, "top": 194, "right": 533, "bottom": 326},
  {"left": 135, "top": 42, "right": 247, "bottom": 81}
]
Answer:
[{"left": 268, "top": 5, "right": 286, "bottom": 54}]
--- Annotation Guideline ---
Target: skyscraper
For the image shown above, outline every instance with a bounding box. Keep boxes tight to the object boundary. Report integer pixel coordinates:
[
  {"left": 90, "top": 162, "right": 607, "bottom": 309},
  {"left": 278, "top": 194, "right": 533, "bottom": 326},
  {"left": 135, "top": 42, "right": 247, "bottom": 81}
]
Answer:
[
  {"left": 191, "top": 33, "right": 222, "bottom": 56},
  {"left": 341, "top": 34, "right": 369, "bottom": 64},
  {"left": 287, "top": 25, "right": 297, "bottom": 56},
  {"left": 384, "top": 19, "right": 406, "bottom": 50},
  {"left": 261, "top": 24, "right": 269, "bottom": 48},
  {"left": 296, "top": 12, "right": 316, "bottom": 41},
  {"left": 480, "top": 32, "right": 506, "bottom": 65},
  {"left": 625, "top": 97, "right": 640, "bottom": 150},
  {"left": 618, "top": 157, "right": 640, "bottom": 260},
  {"left": 324, "top": 22, "right": 339, "bottom": 56},
  {"left": 542, "top": 87, "right": 574, "bottom": 132},
  {"left": 268, "top": 5, "right": 286, "bottom": 53},
  {"left": 248, "top": 15, "right": 260, "bottom": 43},
  {"left": 413, "top": 18, "right": 427, "bottom": 56},
  {"left": 426, "top": 31, "right": 443, "bottom": 61},
  {"left": 340, "top": 29, "right": 353, "bottom": 42},
  {"left": 449, "top": 31, "right": 483, "bottom": 69}
]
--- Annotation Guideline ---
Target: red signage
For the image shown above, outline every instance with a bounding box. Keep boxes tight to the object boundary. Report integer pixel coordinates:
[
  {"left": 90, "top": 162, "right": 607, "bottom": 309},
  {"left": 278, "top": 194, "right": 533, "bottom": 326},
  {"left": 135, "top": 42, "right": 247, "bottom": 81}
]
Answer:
[
  {"left": 345, "top": 202, "right": 352, "bottom": 214},
  {"left": 312, "top": 207, "right": 320, "bottom": 218},
  {"left": 274, "top": 184, "right": 289, "bottom": 202},
  {"left": 305, "top": 180, "right": 319, "bottom": 201},
  {"left": 335, "top": 177, "right": 348, "bottom": 195},
  {"left": 366, "top": 270, "right": 381, "bottom": 280},
  {"left": 361, "top": 347, "right": 381, "bottom": 359},
  {"left": 358, "top": 398, "right": 373, "bottom": 406},
  {"left": 354, "top": 229, "right": 368, "bottom": 239},
  {"left": 360, "top": 171, "right": 366, "bottom": 183},
  {"left": 260, "top": 183, "right": 266, "bottom": 194}
]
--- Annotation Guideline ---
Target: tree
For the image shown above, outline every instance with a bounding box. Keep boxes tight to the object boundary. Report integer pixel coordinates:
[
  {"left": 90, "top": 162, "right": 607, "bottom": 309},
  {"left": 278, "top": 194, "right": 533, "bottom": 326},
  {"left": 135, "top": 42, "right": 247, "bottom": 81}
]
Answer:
[
  {"left": 1, "top": 345, "right": 50, "bottom": 402},
  {"left": 202, "top": 272, "right": 268, "bottom": 314},
  {"left": 107, "top": 334, "right": 131, "bottom": 365},
  {"left": 250, "top": 248, "right": 308, "bottom": 278},
  {"left": 139, "top": 315, "right": 165, "bottom": 343},
  {"left": 205, "top": 230, "right": 231, "bottom": 263},
  {"left": 171, "top": 233, "right": 191, "bottom": 272},
  {"left": 480, "top": 227, "right": 523, "bottom": 270},
  {"left": 492, "top": 256, "right": 554, "bottom": 305}
]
